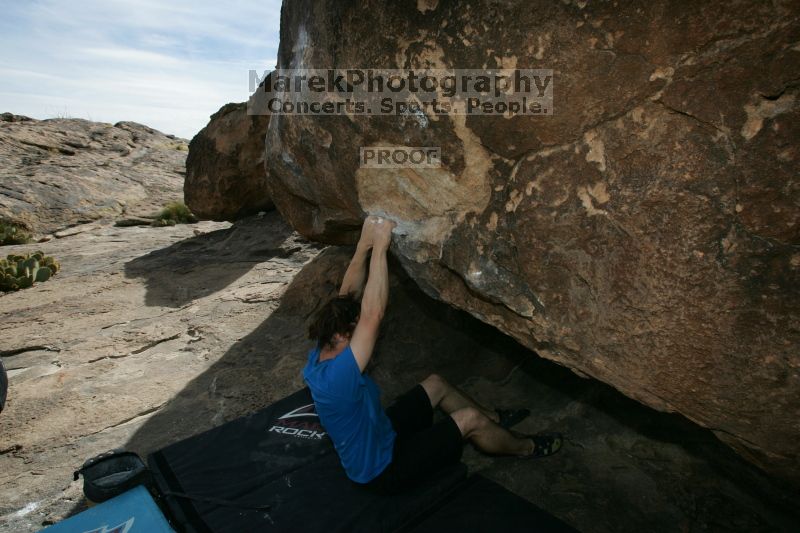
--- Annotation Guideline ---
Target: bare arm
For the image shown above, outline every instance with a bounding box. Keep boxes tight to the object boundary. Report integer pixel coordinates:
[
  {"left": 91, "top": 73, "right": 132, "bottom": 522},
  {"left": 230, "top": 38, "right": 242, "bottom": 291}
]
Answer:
[
  {"left": 339, "top": 242, "right": 371, "bottom": 298},
  {"left": 350, "top": 217, "right": 394, "bottom": 371},
  {"left": 339, "top": 216, "right": 381, "bottom": 297}
]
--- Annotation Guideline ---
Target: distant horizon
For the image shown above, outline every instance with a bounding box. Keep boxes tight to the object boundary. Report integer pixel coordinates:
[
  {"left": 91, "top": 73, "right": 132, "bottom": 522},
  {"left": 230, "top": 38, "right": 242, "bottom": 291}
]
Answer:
[
  {"left": 0, "top": 110, "right": 206, "bottom": 141},
  {"left": 0, "top": 0, "right": 281, "bottom": 139}
]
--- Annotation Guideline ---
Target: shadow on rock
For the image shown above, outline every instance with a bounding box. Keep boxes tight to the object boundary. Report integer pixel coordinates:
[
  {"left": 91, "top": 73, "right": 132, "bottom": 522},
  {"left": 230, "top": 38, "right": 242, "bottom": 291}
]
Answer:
[
  {"left": 98, "top": 246, "right": 797, "bottom": 532},
  {"left": 124, "top": 212, "right": 297, "bottom": 307},
  {"left": 118, "top": 246, "right": 526, "bottom": 455}
]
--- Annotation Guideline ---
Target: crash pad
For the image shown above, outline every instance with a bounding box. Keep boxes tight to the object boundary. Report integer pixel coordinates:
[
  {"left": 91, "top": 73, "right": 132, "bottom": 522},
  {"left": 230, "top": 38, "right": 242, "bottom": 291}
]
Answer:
[
  {"left": 39, "top": 485, "right": 173, "bottom": 533},
  {"left": 407, "top": 474, "right": 578, "bottom": 532},
  {"left": 148, "top": 387, "right": 467, "bottom": 532}
]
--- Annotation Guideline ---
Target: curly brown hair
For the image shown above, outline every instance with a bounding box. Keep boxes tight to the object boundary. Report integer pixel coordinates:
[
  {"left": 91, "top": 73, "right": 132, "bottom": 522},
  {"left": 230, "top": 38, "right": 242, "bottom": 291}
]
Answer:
[{"left": 308, "top": 294, "right": 361, "bottom": 349}]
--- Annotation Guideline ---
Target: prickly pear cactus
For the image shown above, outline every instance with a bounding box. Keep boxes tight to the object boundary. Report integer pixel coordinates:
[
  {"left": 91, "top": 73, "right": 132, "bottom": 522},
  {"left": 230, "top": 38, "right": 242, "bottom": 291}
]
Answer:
[{"left": 0, "top": 251, "right": 60, "bottom": 292}]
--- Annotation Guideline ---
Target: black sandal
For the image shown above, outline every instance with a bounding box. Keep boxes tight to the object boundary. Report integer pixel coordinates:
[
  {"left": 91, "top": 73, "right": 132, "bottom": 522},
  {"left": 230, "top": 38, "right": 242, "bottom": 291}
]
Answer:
[
  {"left": 495, "top": 408, "right": 531, "bottom": 429},
  {"left": 520, "top": 433, "right": 563, "bottom": 458}
]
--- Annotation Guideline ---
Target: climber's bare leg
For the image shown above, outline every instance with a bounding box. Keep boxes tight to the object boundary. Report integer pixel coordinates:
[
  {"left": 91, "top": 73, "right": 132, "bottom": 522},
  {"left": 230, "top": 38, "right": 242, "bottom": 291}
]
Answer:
[
  {"left": 450, "top": 407, "right": 533, "bottom": 455},
  {"left": 418, "top": 374, "right": 538, "bottom": 456},
  {"left": 420, "top": 373, "right": 499, "bottom": 423}
]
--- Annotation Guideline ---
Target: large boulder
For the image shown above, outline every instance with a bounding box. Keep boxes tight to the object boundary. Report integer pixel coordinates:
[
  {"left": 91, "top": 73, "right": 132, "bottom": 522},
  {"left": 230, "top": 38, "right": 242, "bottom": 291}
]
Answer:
[
  {"left": 263, "top": 0, "right": 800, "bottom": 482},
  {"left": 0, "top": 115, "right": 187, "bottom": 236},
  {"left": 184, "top": 100, "right": 273, "bottom": 220}
]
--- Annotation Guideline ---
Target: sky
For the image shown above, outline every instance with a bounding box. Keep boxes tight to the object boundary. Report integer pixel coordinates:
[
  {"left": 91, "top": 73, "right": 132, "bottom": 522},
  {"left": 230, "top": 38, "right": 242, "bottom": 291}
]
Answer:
[{"left": 0, "top": 0, "right": 281, "bottom": 139}]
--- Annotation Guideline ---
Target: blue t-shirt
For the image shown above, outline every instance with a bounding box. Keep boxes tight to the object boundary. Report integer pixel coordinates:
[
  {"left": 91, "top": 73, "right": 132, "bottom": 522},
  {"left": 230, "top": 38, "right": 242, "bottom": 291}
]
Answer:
[{"left": 302, "top": 345, "right": 396, "bottom": 483}]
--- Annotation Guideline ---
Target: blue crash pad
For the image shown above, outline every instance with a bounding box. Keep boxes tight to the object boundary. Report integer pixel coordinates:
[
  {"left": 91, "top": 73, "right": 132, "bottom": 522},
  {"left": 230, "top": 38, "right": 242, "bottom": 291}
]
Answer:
[{"left": 40, "top": 485, "right": 173, "bottom": 533}]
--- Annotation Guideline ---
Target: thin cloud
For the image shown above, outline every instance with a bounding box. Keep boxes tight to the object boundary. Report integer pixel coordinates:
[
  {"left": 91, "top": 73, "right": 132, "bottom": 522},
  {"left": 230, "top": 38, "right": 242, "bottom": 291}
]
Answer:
[
  {"left": 79, "top": 47, "right": 183, "bottom": 67},
  {"left": 0, "top": 0, "right": 282, "bottom": 138}
]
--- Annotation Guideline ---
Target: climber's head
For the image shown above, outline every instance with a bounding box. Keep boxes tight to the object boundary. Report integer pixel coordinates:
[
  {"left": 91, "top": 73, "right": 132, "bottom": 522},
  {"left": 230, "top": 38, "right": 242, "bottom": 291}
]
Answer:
[{"left": 308, "top": 293, "right": 360, "bottom": 350}]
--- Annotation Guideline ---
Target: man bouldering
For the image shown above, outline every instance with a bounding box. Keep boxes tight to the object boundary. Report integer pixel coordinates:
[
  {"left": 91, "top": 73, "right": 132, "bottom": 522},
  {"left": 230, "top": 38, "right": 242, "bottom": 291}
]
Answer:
[{"left": 303, "top": 215, "right": 562, "bottom": 494}]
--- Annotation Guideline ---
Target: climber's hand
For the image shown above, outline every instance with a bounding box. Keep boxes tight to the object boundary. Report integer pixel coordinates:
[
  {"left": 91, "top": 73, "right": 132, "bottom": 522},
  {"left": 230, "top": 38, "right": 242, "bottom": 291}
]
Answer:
[
  {"left": 370, "top": 216, "right": 396, "bottom": 250},
  {"left": 358, "top": 216, "right": 379, "bottom": 248}
]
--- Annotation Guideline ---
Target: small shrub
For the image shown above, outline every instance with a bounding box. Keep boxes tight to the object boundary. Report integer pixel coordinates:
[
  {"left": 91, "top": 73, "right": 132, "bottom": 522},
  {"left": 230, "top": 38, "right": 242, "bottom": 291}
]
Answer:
[
  {"left": 151, "top": 202, "right": 197, "bottom": 227},
  {"left": 0, "top": 222, "right": 32, "bottom": 245},
  {"left": 0, "top": 251, "right": 60, "bottom": 292}
]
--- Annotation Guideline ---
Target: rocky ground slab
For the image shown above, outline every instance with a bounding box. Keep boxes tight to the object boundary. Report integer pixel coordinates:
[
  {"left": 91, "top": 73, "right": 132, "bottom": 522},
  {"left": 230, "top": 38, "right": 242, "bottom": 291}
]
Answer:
[
  {"left": 0, "top": 113, "right": 187, "bottom": 237},
  {"left": 1, "top": 213, "right": 797, "bottom": 532}
]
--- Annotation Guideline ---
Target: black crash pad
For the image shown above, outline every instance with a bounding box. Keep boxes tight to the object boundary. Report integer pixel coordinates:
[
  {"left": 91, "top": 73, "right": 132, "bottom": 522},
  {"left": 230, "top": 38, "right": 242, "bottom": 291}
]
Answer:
[
  {"left": 148, "top": 387, "right": 467, "bottom": 533},
  {"left": 407, "top": 474, "right": 578, "bottom": 532}
]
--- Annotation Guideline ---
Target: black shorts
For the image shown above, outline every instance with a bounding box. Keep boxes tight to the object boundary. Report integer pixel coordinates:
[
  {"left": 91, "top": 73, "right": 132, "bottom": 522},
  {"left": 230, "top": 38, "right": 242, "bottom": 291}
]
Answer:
[{"left": 361, "top": 384, "right": 463, "bottom": 494}]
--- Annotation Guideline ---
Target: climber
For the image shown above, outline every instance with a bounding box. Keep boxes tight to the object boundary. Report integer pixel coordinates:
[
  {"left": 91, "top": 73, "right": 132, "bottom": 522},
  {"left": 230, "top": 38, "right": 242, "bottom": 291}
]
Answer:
[{"left": 302, "top": 215, "right": 562, "bottom": 494}]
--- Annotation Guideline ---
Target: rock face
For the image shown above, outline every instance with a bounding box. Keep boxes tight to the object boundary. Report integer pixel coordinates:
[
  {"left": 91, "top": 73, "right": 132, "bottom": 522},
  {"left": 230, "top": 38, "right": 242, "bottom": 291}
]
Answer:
[
  {"left": 184, "top": 101, "right": 273, "bottom": 220},
  {"left": 0, "top": 115, "right": 187, "bottom": 236},
  {"left": 263, "top": 1, "right": 800, "bottom": 482}
]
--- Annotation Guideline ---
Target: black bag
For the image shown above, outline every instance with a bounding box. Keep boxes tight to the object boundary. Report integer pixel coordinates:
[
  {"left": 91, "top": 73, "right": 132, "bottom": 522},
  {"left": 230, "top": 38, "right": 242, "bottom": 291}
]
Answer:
[
  {"left": 75, "top": 448, "right": 269, "bottom": 513},
  {"left": 74, "top": 449, "right": 152, "bottom": 503}
]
